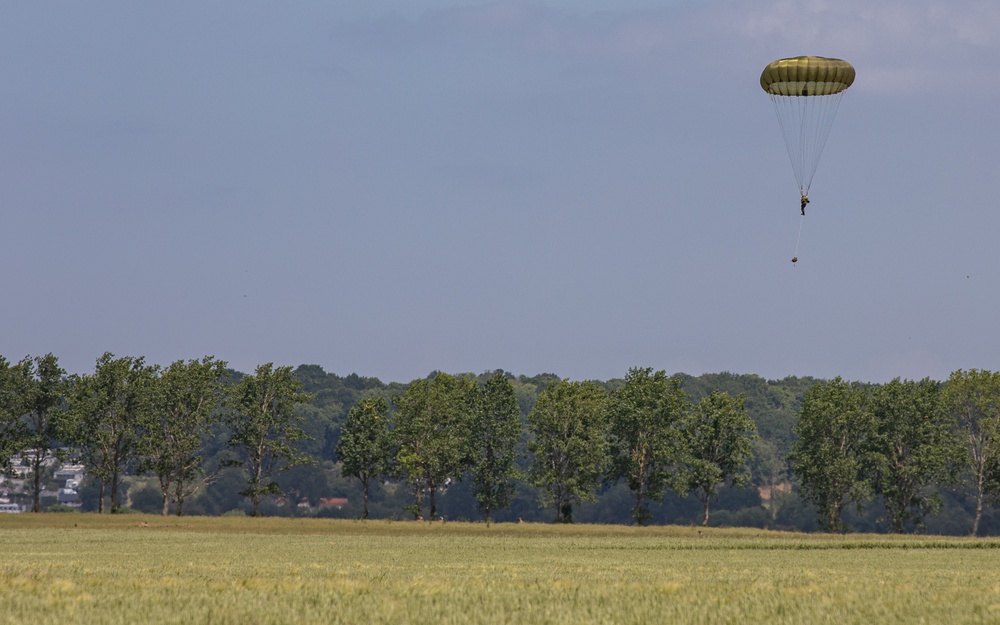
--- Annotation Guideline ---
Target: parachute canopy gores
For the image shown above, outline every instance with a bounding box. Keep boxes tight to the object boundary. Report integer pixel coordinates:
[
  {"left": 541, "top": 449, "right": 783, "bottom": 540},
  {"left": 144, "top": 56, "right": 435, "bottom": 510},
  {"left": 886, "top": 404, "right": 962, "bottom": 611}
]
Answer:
[{"left": 760, "top": 56, "right": 855, "bottom": 97}]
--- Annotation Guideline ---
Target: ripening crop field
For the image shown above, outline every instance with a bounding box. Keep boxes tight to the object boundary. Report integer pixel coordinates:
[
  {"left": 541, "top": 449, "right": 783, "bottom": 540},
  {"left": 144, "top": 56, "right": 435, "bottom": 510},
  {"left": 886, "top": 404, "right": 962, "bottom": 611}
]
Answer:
[{"left": 3, "top": 515, "right": 1000, "bottom": 625}]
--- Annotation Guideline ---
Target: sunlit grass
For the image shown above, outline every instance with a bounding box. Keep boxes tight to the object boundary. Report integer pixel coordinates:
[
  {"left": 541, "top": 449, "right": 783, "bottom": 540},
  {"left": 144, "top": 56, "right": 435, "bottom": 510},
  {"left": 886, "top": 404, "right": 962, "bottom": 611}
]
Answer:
[{"left": 2, "top": 514, "right": 1000, "bottom": 624}]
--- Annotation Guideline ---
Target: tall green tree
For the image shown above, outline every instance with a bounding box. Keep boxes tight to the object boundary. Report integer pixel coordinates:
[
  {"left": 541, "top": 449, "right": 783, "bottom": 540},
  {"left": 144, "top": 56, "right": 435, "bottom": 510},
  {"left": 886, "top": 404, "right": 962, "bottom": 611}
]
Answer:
[
  {"left": 790, "top": 378, "right": 874, "bottom": 532},
  {"left": 527, "top": 379, "right": 609, "bottom": 523},
  {"left": 336, "top": 396, "right": 393, "bottom": 519},
  {"left": 65, "top": 353, "right": 158, "bottom": 513},
  {"left": 141, "top": 357, "right": 227, "bottom": 516},
  {"left": 226, "top": 363, "right": 313, "bottom": 517},
  {"left": 607, "top": 368, "right": 689, "bottom": 525},
  {"left": 942, "top": 369, "right": 1000, "bottom": 536},
  {"left": 394, "top": 373, "right": 477, "bottom": 520},
  {"left": 682, "top": 391, "right": 757, "bottom": 526},
  {"left": 0, "top": 357, "right": 30, "bottom": 475},
  {"left": 868, "top": 378, "right": 960, "bottom": 533},
  {"left": 468, "top": 373, "right": 522, "bottom": 524},
  {"left": 15, "top": 354, "right": 69, "bottom": 513}
]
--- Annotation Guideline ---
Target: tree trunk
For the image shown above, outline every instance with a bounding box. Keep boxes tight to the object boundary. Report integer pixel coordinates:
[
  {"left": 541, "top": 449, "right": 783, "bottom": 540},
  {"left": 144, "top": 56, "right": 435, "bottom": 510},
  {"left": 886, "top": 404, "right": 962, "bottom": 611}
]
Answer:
[
  {"left": 554, "top": 484, "right": 572, "bottom": 523},
  {"left": 412, "top": 482, "right": 423, "bottom": 519},
  {"left": 633, "top": 487, "right": 646, "bottom": 526},
  {"left": 889, "top": 504, "right": 906, "bottom": 533},
  {"left": 111, "top": 469, "right": 121, "bottom": 513},
  {"left": 32, "top": 451, "right": 42, "bottom": 513},
  {"left": 159, "top": 475, "right": 171, "bottom": 516},
  {"left": 252, "top": 451, "right": 263, "bottom": 517},
  {"left": 110, "top": 436, "right": 124, "bottom": 513},
  {"left": 429, "top": 481, "right": 438, "bottom": 521},
  {"left": 972, "top": 473, "right": 985, "bottom": 537},
  {"left": 558, "top": 502, "right": 573, "bottom": 524},
  {"left": 175, "top": 480, "right": 186, "bottom": 517},
  {"left": 701, "top": 494, "right": 711, "bottom": 527},
  {"left": 98, "top": 479, "right": 105, "bottom": 514},
  {"left": 822, "top": 497, "right": 844, "bottom": 533},
  {"left": 361, "top": 476, "right": 370, "bottom": 520}
]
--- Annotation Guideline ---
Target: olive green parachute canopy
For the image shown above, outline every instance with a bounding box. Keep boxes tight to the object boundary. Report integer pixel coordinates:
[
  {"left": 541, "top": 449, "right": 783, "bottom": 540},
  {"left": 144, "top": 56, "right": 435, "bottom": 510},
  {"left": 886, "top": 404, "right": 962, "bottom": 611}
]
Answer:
[
  {"left": 761, "top": 56, "right": 855, "bottom": 199},
  {"left": 760, "top": 56, "right": 855, "bottom": 97}
]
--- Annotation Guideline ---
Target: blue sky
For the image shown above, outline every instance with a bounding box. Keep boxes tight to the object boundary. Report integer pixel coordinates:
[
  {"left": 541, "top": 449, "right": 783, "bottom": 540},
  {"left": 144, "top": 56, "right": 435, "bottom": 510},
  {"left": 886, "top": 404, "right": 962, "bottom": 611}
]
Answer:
[{"left": 2, "top": 1, "right": 999, "bottom": 383}]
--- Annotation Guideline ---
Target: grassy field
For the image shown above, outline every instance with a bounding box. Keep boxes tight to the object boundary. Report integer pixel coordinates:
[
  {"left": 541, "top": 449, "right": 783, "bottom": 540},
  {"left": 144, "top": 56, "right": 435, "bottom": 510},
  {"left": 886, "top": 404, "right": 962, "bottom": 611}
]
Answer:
[{"left": 2, "top": 515, "right": 1000, "bottom": 624}]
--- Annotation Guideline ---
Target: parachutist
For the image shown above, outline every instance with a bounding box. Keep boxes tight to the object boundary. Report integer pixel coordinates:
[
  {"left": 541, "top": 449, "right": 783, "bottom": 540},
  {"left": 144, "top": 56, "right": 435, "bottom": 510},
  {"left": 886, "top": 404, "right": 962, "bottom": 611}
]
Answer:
[{"left": 762, "top": 57, "right": 853, "bottom": 222}]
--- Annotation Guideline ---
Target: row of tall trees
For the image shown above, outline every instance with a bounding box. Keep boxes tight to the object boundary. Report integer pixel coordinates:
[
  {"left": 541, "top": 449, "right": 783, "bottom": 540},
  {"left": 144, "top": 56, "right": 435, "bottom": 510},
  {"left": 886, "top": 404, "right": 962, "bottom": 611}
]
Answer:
[
  {"left": 0, "top": 354, "right": 313, "bottom": 517},
  {"left": 337, "top": 368, "right": 758, "bottom": 525},
  {"left": 337, "top": 373, "right": 525, "bottom": 523},
  {"left": 3, "top": 355, "right": 757, "bottom": 525},
  {"left": 10, "top": 351, "right": 1000, "bottom": 533},
  {"left": 791, "top": 371, "right": 1000, "bottom": 535},
  {"left": 0, "top": 354, "right": 70, "bottom": 513}
]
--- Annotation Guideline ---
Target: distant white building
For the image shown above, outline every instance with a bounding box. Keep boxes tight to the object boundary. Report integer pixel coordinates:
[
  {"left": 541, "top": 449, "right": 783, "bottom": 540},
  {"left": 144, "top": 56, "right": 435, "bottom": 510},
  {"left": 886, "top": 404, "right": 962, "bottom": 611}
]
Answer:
[
  {"left": 54, "top": 465, "right": 85, "bottom": 483},
  {"left": 57, "top": 488, "right": 81, "bottom": 507},
  {"left": 0, "top": 502, "right": 23, "bottom": 513}
]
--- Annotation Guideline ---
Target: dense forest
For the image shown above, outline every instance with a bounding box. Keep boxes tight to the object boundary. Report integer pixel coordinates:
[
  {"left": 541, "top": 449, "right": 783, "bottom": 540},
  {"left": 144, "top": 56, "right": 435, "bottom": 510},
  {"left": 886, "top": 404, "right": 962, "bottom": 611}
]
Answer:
[{"left": 2, "top": 353, "right": 999, "bottom": 536}]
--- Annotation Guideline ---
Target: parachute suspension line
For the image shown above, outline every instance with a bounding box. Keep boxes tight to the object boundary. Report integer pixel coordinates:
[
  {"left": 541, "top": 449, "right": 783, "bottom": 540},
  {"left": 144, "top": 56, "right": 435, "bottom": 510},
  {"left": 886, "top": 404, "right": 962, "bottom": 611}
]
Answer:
[
  {"left": 801, "top": 92, "right": 844, "bottom": 195},
  {"left": 769, "top": 91, "right": 846, "bottom": 197},
  {"left": 769, "top": 93, "right": 805, "bottom": 191}
]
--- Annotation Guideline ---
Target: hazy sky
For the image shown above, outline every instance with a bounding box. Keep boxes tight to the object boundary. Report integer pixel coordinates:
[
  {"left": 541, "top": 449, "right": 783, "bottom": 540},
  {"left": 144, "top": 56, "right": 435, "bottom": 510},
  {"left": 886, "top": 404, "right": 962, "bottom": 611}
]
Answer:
[{"left": 3, "top": 1, "right": 999, "bottom": 383}]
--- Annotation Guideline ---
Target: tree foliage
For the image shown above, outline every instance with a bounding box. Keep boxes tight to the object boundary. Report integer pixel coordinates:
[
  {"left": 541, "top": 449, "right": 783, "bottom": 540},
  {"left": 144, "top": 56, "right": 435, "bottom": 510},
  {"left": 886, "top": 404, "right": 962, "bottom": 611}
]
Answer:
[
  {"left": 226, "top": 363, "right": 313, "bottom": 517},
  {"left": 393, "top": 373, "right": 477, "bottom": 520},
  {"left": 10, "top": 352, "right": 1000, "bottom": 532},
  {"left": 790, "top": 378, "right": 873, "bottom": 532},
  {"left": 527, "top": 379, "right": 609, "bottom": 523},
  {"left": 868, "top": 378, "right": 960, "bottom": 533},
  {"left": 141, "top": 357, "right": 227, "bottom": 516},
  {"left": 65, "top": 353, "right": 158, "bottom": 513},
  {"left": 468, "top": 372, "right": 522, "bottom": 524},
  {"left": 683, "top": 391, "right": 757, "bottom": 526},
  {"left": 0, "top": 357, "right": 30, "bottom": 474},
  {"left": 336, "top": 396, "right": 393, "bottom": 519},
  {"left": 679, "top": 372, "right": 815, "bottom": 453},
  {"left": 607, "top": 368, "right": 689, "bottom": 525},
  {"left": 942, "top": 369, "right": 1000, "bottom": 536},
  {"left": 292, "top": 365, "right": 389, "bottom": 461},
  {"left": 14, "top": 354, "right": 68, "bottom": 513}
]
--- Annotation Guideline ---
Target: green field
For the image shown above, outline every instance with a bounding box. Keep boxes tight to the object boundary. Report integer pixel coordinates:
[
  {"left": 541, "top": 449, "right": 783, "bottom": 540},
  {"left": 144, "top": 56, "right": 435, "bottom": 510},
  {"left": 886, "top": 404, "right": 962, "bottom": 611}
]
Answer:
[{"left": 3, "top": 515, "right": 1000, "bottom": 624}]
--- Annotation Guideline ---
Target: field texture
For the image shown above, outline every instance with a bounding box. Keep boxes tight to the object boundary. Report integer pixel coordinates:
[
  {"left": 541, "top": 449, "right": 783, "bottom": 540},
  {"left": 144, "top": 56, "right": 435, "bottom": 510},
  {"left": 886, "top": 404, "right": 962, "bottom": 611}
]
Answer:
[{"left": 2, "top": 515, "right": 1000, "bottom": 624}]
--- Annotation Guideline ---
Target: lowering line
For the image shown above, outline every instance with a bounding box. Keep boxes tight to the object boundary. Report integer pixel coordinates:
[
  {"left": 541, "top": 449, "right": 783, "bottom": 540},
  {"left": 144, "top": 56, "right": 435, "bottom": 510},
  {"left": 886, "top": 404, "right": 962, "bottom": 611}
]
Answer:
[{"left": 791, "top": 214, "right": 804, "bottom": 265}]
